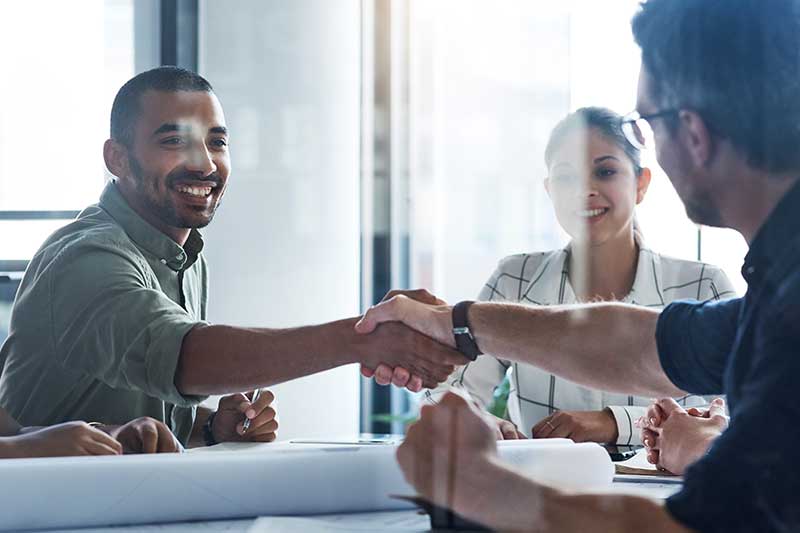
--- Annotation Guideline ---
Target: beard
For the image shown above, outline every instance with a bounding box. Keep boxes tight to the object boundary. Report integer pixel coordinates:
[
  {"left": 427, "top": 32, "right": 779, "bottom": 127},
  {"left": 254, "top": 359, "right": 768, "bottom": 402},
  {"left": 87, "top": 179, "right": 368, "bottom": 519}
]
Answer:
[
  {"left": 682, "top": 189, "right": 724, "bottom": 228},
  {"left": 128, "top": 155, "right": 223, "bottom": 229}
]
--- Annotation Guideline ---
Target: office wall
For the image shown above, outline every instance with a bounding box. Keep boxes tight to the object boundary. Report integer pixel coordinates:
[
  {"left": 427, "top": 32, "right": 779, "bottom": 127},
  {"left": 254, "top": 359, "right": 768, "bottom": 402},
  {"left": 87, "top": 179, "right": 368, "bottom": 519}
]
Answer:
[{"left": 199, "top": 0, "right": 361, "bottom": 439}]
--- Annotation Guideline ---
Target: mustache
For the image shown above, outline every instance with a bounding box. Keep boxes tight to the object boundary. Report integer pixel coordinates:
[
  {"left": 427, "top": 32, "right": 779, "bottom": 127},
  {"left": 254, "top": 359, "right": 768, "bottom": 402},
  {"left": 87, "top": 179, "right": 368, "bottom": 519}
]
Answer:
[{"left": 165, "top": 171, "right": 224, "bottom": 188}]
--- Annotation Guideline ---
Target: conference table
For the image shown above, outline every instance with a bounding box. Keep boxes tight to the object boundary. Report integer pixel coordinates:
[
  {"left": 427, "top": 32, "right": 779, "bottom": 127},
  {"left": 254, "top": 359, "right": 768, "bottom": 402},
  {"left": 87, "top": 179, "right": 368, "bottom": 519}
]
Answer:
[{"left": 16, "top": 440, "right": 680, "bottom": 532}]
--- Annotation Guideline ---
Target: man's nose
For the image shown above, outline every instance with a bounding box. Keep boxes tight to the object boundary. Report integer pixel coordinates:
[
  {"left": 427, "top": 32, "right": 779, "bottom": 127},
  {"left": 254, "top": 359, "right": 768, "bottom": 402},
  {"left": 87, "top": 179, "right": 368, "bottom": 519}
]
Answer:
[{"left": 185, "top": 143, "right": 217, "bottom": 176}]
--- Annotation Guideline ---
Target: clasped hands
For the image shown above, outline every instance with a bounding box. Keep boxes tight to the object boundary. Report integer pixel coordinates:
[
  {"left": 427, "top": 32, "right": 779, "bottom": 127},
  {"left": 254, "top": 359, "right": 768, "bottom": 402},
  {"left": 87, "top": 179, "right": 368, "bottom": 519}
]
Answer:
[{"left": 638, "top": 397, "right": 728, "bottom": 475}]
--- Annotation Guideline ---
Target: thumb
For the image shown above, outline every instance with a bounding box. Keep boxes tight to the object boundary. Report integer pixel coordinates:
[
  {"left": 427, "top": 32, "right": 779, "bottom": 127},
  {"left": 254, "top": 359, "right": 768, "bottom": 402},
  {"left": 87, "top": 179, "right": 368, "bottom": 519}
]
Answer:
[
  {"left": 354, "top": 297, "right": 407, "bottom": 334},
  {"left": 708, "top": 398, "right": 726, "bottom": 418}
]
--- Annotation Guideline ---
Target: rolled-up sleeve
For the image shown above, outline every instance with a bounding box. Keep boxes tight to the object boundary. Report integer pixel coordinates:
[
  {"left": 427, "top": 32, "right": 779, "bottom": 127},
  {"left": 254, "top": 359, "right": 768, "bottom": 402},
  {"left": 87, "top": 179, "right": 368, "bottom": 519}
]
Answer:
[
  {"left": 656, "top": 297, "right": 742, "bottom": 395},
  {"left": 48, "top": 242, "right": 206, "bottom": 407}
]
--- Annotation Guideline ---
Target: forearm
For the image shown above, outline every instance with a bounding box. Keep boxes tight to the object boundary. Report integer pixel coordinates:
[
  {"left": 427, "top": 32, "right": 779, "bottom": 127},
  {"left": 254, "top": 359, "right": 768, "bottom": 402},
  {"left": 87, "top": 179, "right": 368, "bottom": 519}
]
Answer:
[
  {"left": 175, "top": 318, "right": 360, "bottom": 395},
  {"left": 469, "top": 302, "right": 684, "bottom": 397},
  {"left": 455, "top": 458, "right": 688, "bottom": 532},
  {"left": 0, "top": 408, "right": 21, "bottom": 437}
]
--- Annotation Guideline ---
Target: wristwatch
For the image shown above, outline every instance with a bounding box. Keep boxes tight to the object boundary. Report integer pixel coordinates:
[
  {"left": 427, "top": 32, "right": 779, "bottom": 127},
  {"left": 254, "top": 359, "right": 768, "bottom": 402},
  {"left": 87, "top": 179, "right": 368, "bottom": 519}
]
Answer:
[
  {"left": 452, "top": 300, "right": 482, "bottom": 361},
  {"left": 202, "top": 411, "right": 218, "bottom": 447}
]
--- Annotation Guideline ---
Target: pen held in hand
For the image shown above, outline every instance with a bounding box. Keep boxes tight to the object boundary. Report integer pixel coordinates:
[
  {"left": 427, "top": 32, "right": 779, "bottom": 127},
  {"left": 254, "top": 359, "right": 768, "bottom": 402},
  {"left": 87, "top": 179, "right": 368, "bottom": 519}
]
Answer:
[{"left": 242, "top": 389, "right": 261, "bottom": 433}]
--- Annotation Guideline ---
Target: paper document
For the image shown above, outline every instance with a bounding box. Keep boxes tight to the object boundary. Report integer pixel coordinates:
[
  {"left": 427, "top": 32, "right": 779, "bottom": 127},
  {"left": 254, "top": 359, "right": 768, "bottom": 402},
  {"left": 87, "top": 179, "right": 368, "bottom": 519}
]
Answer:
[
  {"left": 0, "top": 439, "right": 611, "bottom": 531},
  {"left": 614, "top": 448, "right": 681, "bottom": 478},
  {"left": 249, "top": 510, "right": 428, "bottom": 533}
]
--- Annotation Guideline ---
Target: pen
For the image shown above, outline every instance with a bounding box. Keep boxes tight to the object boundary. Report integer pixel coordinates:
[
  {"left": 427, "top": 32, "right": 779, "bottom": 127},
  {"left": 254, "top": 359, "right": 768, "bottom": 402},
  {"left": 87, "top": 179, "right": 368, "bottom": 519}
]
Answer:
[{"left": 242, "top": 389, "right": 260, "bottom": 433}]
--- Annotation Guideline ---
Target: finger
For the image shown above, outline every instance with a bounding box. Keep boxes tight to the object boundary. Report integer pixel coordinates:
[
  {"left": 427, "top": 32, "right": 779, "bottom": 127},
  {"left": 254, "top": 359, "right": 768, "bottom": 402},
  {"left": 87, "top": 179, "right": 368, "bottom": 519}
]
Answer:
[
  {"left": 707, "top": 398, "right": 726, "bottom": 418},
  {"left": 406, "top": 375, "right": 423, "bottom": 393},
  {"left": 242, "top": 419, "right": 279, "bottom": 438},
  {"left": 86, "top": 426, "right": 125, "bottom": 454},
  {"left": 248, "top": 431, "right": 277, "bottom": 443},
  {"left": 641, "top": 428, "right": 658, "bottom": 449},
  {"left": 645, "top": 402, "right": 666, "bottom": 427},
  {"left": 241, "top": 407, "right": 276, "bottom": 434},
  {"left": 531, "top": 416, "right": 553, "bottom": 437},
  {"left": 438, "top": 390, "right": 471, "bottom": 410},
  {"left": 391, "top": 367, "right": 411, "bottom": 388},
  {"left": 84, "top": 438, "right": 123, "bottom": 456},
  {"left": 360, "top": 365, "right": 375, "bottom": 378},
  {"left": 419, "top": 403, "right": 436, "bottom": 419},
  {"left": 655, "top": 397, "right": 685, "bottom": 417},
  {"left": 532, "top": 419, "right": 556, "bottom": 439},
  {"left": 244, "top": 390, "right": 276, "bottom": 419},
  {"left": 499, "top": 421, "right": 521, "bottom": 440},
  {"left": 139, "top": 424, "right": 159, "bottom": 454},
  {"left": 646, "top": 448, "right": 659, "bottom": 465},
  {"left": 373, "top": 364, "right": 394, "bottom": 385},
  {"left": 155, "top": 424, "right": 180, "bottom": 453}
]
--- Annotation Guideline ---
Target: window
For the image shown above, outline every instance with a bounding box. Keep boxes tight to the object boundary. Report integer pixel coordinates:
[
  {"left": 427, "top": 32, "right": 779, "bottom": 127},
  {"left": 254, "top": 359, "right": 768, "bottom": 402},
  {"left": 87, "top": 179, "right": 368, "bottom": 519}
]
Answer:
[
  {"left": 0, "top": 0, "right": 135, "bottom": 264},
  {"left": 0, "top": 0, "right": 135, "bottom": 343}
]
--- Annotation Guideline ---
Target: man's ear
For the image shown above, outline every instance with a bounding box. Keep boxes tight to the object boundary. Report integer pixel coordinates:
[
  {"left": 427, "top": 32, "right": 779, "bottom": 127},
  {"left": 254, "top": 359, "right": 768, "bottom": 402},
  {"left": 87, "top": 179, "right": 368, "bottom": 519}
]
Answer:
[
  {"left": 544, "top": 177, "right": 552, "bottom": 198},
  {"left": 679, "top": 110, "right": 714, "bottom": 168},
  {"left": 103, "top": 139, "right": 130, "bottom": 179},
  {"left": 635, "top": 167, "right": 652, "bottom": 204}
]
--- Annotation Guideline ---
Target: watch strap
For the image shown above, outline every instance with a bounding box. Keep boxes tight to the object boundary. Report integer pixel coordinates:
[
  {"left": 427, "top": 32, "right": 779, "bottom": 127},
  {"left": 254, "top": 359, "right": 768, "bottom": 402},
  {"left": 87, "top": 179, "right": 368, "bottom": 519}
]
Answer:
[{"left": 452, "top": 300, "right": 482, "bottom": 361}]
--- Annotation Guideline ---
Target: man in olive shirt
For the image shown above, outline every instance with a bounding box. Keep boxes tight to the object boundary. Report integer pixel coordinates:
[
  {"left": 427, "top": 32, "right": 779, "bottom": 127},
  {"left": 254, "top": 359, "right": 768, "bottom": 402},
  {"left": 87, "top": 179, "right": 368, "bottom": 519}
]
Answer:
[{"left": 0, "top": 67, "right": 465, "bottom": 446}]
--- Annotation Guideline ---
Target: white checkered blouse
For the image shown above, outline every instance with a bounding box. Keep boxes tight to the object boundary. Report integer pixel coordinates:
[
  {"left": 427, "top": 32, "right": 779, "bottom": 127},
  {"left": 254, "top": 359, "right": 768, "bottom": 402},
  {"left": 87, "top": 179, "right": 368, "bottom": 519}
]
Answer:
[{"left": 427, "top": 240, "right": 737, "bottom": 445}]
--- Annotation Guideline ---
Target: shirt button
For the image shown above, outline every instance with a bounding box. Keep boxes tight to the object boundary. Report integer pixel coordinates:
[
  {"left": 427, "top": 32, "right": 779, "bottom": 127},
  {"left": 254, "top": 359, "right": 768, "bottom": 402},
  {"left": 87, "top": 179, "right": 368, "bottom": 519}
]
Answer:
[
  {"left": 746, "top": 266, "right": 756, "bottom": 275},
  {"left": 160, "top": 259, "right": 167, "bottom": 265}
]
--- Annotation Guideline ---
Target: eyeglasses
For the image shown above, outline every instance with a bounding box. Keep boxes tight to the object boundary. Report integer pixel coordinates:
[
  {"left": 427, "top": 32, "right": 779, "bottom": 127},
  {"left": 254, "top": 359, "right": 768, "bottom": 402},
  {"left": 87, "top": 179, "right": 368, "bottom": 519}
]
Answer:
[{"left": 621, "top": 109, "right": 679, "bottom": 150}]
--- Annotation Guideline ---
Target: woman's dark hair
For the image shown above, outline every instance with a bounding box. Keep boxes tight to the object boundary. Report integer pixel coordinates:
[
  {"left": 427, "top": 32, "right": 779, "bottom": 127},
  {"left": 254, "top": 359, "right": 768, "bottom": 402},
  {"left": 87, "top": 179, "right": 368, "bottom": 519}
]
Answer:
[{"left": 544, "top": 107, "right": 643, "bottom": 175}]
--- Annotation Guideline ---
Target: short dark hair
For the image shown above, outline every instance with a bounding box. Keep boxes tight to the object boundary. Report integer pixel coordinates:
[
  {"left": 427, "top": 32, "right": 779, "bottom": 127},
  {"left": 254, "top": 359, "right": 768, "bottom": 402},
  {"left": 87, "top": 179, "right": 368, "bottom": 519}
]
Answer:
[
  {"left": 110, "top": 66, "right": 213, "bottom": 147},
  {"left": 544, "top": 107, "right": 643, "bottom": 175},
  {"left": 632, "top": 0, "right": 800, "bottom": 172}
]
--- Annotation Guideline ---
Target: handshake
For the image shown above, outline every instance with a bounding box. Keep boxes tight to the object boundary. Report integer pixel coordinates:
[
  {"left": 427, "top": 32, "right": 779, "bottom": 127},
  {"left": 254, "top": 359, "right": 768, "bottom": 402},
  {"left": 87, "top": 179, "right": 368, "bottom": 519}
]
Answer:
[{"left": 353, "top": 289, "right": 467, "bottom": 392}]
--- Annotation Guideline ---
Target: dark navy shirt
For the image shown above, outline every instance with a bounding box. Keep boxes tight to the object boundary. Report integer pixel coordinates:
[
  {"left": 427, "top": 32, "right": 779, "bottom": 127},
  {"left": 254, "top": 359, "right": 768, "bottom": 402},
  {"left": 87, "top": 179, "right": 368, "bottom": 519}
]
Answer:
[{"left": 656, "top": 180, "right": 800, "bottom": 533}]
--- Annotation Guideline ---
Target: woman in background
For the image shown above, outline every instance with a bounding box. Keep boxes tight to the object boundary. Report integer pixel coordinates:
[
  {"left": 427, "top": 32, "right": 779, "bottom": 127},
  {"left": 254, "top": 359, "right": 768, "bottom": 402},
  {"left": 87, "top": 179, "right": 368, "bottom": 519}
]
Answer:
[{"left": 427, "top": 107, "right": 736, "bottom": 446}]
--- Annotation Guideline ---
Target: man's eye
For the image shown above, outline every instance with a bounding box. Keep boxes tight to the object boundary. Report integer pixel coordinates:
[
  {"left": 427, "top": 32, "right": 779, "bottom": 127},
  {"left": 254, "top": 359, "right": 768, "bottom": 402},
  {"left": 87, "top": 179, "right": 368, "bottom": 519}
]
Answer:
[
  {"left": 210, "top": 138, "right": 228, "bottom": 148},
  {"left": 161, "top": 137, "right": 185, "bottom": 146}
]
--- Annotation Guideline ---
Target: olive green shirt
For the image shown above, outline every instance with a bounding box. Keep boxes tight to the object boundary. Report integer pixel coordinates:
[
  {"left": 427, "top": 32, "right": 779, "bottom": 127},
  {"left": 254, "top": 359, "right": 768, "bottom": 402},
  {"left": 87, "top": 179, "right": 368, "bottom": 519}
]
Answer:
[{"left": 0, "top": 181, "right": 209, "bottom": 444}]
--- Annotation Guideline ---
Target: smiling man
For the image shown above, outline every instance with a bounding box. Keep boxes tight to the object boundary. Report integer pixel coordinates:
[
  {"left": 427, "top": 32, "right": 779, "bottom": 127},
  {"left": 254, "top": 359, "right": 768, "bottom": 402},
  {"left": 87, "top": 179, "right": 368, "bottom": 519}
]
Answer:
[{"left": 0, "top": 67, "right": 466, "bottom": 447}]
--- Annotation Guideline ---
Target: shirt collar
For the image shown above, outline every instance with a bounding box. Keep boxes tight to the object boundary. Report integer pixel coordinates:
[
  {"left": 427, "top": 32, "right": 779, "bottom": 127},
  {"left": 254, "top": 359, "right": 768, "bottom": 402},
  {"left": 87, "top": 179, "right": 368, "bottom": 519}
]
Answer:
[
  {"left": 742, "top": 178, "right": 800, "bottom": 285},
  {"left": 561, "top": 232, "right": 654, "bottom": 304},
  {"left": 98, "top": 180, "right": 204, "bottom": 272}
]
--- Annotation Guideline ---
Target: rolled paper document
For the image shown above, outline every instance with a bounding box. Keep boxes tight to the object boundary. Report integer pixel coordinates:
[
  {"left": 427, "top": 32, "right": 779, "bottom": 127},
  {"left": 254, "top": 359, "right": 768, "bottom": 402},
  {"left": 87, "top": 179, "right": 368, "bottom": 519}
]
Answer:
[{"left": 0, "top": 440, "right": 612, "bottom": 531}]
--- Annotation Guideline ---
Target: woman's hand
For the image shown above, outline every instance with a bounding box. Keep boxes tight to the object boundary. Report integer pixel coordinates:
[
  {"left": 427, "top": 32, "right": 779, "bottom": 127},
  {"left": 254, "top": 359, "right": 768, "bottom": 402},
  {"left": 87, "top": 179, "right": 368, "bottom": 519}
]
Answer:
[{"left": 532, "top": 409, "right": 618, "bottom": 443}]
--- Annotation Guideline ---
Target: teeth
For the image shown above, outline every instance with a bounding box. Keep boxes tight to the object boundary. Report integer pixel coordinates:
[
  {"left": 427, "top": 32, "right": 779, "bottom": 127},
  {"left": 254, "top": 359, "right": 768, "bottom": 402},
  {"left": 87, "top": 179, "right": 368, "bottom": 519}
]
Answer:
[
  {"left": 175, "top": 185, "right": 212, "bottom": 197},
  {"left": 579, "top": 208, "right": 607, "bottom": 217}
]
